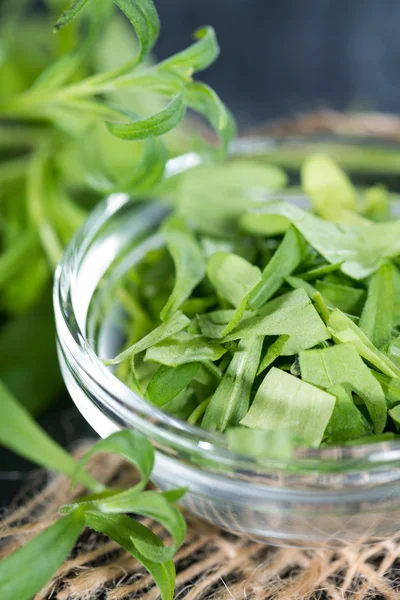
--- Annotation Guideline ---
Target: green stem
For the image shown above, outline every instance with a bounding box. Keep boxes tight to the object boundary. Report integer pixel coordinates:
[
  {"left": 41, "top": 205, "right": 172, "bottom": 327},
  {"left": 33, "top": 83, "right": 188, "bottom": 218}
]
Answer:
[
  {"left": 0, "top": 125, "right": 52, "bottom": 149},
  {"left": 313, "top": 292, "right": 331, "bottom": 325},
  {"left": 0, "top": 66, "right": 175, "bottom": 121},
  {"left": 0, "top": 156, "right": 31, "bottom": 184},
  {"left": 187, "top": 397, "right": 211, "bottom": 425},
  {"left": 27, "top": 150, "right": 63, "bottom": 269}
]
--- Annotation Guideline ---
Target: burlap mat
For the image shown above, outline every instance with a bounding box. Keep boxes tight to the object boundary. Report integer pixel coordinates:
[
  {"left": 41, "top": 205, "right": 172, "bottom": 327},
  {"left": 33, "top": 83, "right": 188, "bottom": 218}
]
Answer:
[
  {"left": 3, "top": 111, "right": 400, "bottom": 600},
  {"left": 1, "top": 443, "right": 400, "bottom": 600}
]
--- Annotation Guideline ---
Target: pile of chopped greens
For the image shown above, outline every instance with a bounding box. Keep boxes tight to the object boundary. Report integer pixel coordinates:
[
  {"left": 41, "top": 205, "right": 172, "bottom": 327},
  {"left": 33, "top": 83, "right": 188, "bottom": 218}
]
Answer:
[{"left": 109, "top": 154, "right": 400, "bottom": 450}]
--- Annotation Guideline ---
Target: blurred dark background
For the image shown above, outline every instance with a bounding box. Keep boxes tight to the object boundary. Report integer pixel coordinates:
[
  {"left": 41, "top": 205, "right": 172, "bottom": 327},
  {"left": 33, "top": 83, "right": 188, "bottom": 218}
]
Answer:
[
  {"left": 155, "top": 0, "right": 400, "bottom": 127},
  {"left": 2, "top": 0, "right": 400, "bottom": 505}
]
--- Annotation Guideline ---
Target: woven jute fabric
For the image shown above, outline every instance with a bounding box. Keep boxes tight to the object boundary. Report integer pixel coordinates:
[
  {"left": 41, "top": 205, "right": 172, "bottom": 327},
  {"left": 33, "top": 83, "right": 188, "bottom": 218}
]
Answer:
[
  {"left": 3, "top": 111, "right": 400, "bottom": 599},
  {"left": 1, "top": 443, "right": 400, "bottom": 600}
]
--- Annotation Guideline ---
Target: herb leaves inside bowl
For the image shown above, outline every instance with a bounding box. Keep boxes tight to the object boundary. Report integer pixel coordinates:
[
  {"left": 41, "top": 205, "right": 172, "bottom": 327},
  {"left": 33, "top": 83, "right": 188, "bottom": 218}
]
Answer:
[{"left": 107, "top": 153, "right": 400, "bottom": 452}]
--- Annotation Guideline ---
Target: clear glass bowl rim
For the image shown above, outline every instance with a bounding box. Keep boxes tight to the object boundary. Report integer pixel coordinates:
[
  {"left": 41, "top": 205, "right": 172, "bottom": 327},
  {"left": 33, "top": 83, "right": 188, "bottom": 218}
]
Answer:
[{"left": 54, "top": 134, "right": 400, "bottom": 476}]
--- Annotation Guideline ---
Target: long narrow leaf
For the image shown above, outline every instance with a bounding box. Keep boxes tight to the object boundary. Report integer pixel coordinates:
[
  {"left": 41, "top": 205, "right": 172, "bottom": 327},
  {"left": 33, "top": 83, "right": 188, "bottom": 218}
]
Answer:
[
  {"left": 0, "top": 512, "right": 85, "bottom": 600},
  {"left": 27, "top": 150, "right": 63, "bottom": 269},
  {"left": 160, "top": 215, "right": 206, "bottom": 320},
  {"left": 0, "top": 380, "right": 99, "bottom": 491},
  {"left": 146, "top": 363, "right": 201, "bottom": 406},
  {"left": 114, "top": 0, "right": 160, "bottom": 60},
  {"left": 54, "top": 0, "right": 89, "bottom": 30},
  {"left": 107, "top": 90, "right": 186, "bottom": 141},
  {"left": 207, "top": 252, "right": 261, "bottom": 308},
  {"left": 315, "top": 280, "right": 365, "bottom": 315},
  {"left": 160, "top": 26, "right": 219, "bottom": 77},
  {"left": 84, "top": 511, "right": 175, "bottom": 600},
  {"left": 104, "top": 311, "right": 190, "bottom": 365},
  {"left": 31, "top": 54, "right": 83, "bottom": 91},
  {"left": 72, "top": 430, "right": 155, "bottom": 490},
  {"left": 145, "top": 332, "right": 226, "bottom": 366},
  {"left": 55, "top": 0, "right": 159, "bottom": 66},
  {"left": 324, "top": 384, "right": 372, "bottom": 443},
  {"left": 186, "top": 82, "right": 236, "bottom": 151},
  {"left": 359, "top": 262, "right": 394, "bottom": 348},
  {"left": 98, "top": 489, "right": 186, "bottom": 562},
  {"left": 202, "top": 336, "right": 263, "bottom": 431},
  {"left": 257, "top": 334, "right": 290, "bottom": 376},
  {"left": 248, "top": 226, "right": 307, "bottom": 309},
  {"left": 207, "top": 251, "right": 260, "bottom": 335},
  {"left": 301, "top": 154, "right": 358, "bottom": 222}
]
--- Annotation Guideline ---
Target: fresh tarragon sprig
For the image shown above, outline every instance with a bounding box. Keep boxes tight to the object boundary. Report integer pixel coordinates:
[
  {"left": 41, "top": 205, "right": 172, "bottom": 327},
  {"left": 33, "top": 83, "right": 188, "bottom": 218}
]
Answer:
[
  {"left": 0, "top": 0, "right": 235, "bottom": 150},
  {"left": 0, "top": 383, "right": 185, "bottom": 600},
  {"left": 0, "top": 0, "right": 235, "bottom": 321}
]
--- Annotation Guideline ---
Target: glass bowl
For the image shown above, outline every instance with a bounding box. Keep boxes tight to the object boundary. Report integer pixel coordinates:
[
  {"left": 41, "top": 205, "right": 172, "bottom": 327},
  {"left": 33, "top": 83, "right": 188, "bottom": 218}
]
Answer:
[{"left": 54, "top": 136, "right": 400, "bottom": 547}]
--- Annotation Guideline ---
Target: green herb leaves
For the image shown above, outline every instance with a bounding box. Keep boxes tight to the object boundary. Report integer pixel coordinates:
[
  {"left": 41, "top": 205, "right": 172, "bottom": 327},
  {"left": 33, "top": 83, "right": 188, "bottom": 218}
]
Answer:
[
  {"left": 0, "top": 511, "right": 85, "bottom": 600},
  {"left": 54, "top": 0, "right": 90, "bottom": 31},
  {"left": 202, "top": 336, "right": 263, "bottom": 431},
  {"left": 223, "top": 289, "right": 330, "bottom": 355},
  {"left": 97, "top": 489, "right": 187, "bottom": 562},
  {"left": 72, "top": 430, "right": 155, "bottom": 490},
  {"left": 206, "top": 251, "right": 260, "bottom": 334},
  {"left": 147, "top": 363, "right": 201, "bottom": 406},
  {"left": 161, "top": 216, "right": 206, "bottom": 320},
  {"left": 324, "top": 385, "right": 372, "bottom": 443},
  {"left": 178, "top": 161, "right": 287, "bottom": 236},
  {"left": 241, "top": 200, "right": 400, "bottom": 279},
  {"left": 83, "top": 512, "right": 176, "bottom": 600},
  {"left": 301, "top": 153, "right": 359, "bottom": 223},
  {"left": 107, "top": 90, "right": 186, "bottom": 141},
  {"left": 299, "top": 344, "right": 387, "bottom": 433},
  {"left": 241, "top": 368, "right": 336, "bottom": 447},
  {"left": 0, "top": 426, "right": 186, "bottom": 600},
  {"left": 104, "top": 312, "right": 190, "bottom": 365},
  {"left": 0, "top": 380, "right": 100, "bottom": 491},
  {"left": 5, "top": 0, "right": 235, "bottom": 183},
  {"left": 359, "top": 262, "right": 394, "bottom": 348},
  {"left": 207, "top": 252, "right": 261, "bottom": 308},
  {"left": 109, "top": 151, "right": 400, "bottom": 452},
  {"left": 112, "top": 0, "right": 160, "bottom": 61},
  {"left": 186, "top": 82, "right": 236, "bottom": 150},
  {"left": 145, "top": 332, "right": 227, "bottom": 366},
  {"left": 248, "top": 226, "right": 307, "bottom": 309},
  {"left": 55, "top": 0, "right": 160, "bottom": 66},
  {"left": 328, "top": 309, "right": 400, "bottom": 379},
  {"left": 160, "top": 26, "right": 219, "bottom": 77}
]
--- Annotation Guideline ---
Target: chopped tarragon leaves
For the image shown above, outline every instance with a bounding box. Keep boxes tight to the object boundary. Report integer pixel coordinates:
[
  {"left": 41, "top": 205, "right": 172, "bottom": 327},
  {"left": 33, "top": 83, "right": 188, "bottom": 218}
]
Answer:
[
  {"left": 207, "top": 251, "right": 261, "bottom": 335},
  {"left": 160, "top": 216, "right": 206, "bottom": 321},
  {"left": 241, "top": 368, "right": 336, "bottom": 448},
  {"left": 248, "top": 225, "right": 307, "bottom": 309},
  {"left": 202, "top": 336, "right": 263, "bottom": 431},
  {"left": 108, "top": 153, "right": 400, "bottom": 450},
  {"left": 299, "top": 344, "right": 387, "bottom": 434},
  {"left": 223, "top": 289, "right": 330, "bottom": 355},
  {"left": 359, "top": 262, "right": 394, "bottom": 349}
]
